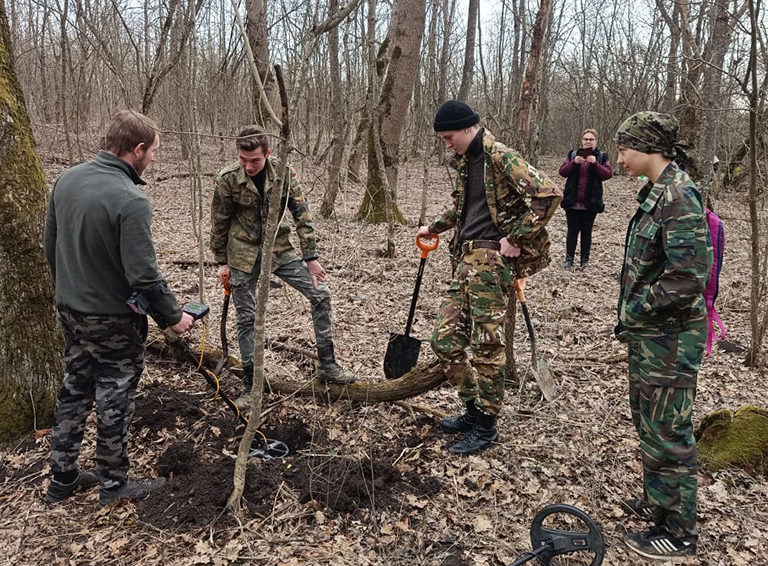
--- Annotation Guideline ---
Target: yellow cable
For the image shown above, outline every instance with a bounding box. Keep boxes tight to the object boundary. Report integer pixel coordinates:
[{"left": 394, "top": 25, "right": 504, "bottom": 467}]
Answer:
[
  {"left": 191, "top": 326, "right": 268, "bottom": 447},
  {"left": 196, "top": 321, "right": 205, "bottom": 371}
]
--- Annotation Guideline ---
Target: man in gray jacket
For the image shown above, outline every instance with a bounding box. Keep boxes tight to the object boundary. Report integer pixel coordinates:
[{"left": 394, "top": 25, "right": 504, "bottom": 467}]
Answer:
[{"left": 44, "top": 110, "right": 194, "bottom": 506}]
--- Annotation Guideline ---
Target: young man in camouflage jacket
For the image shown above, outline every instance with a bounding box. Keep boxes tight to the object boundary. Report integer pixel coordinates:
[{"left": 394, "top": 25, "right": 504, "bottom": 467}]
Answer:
[
  {"left": 417, "top": 100, "right": 561, "bottom": 454},
  {"left": 211, "top": 125, "right": 354, "bottom": 408},
  {"left": 615, "top": 111, "right": 712, "bottom": 561}
]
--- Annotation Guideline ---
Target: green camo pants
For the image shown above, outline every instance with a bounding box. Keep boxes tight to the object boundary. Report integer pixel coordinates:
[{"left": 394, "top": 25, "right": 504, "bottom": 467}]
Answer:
[
  {"left": 430, "top": 248, "right": 513, "bottom": 415},
  {"left": 628, "top": 328, "right": 704, "bottom": 540}
]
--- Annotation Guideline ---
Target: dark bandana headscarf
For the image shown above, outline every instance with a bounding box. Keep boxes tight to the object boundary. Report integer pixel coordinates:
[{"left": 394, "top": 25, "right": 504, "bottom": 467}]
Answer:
[{"left": 615, "top": 111, "right": 700, "bottom": 180}]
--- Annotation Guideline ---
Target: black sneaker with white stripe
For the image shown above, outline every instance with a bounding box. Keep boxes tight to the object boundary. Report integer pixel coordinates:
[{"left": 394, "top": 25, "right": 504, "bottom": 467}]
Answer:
[{"left": 624, "top": 526, "right": 697, "bottom": 560}]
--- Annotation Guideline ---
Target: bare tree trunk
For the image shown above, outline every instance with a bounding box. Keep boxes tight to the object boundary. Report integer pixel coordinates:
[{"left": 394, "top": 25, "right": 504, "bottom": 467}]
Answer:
[
  {"left": 357, "top": 0, "right": 427, "bottom": 224},
  {"left": 57, "top": 0, "right": 72, "bottom": 163},
  {"left": 457, "top": 0, "right": 478, "bottom": 101},
  {"left": 319, "top": 0, "right": 345, "bottom": 219},
  {"left": 366, "top": 0, "right": 396, "bottom": 256},
  {"left": 516, "top": 0, "right": 553, "bottom": 162},
  {"left": 746, "top": 0, "right": 762, "bottom": 367},
  {"left": 228, "top": 65, "right": 291, "bottom": 510},
  {"left": 437, "top": 0, "right": 456, "bottom": 104},
  {"left": 0, "top": 0, "right": 62, "bottom": 441},
  {"left": 661, "top": 3, "right": 680, "bottom": 112},
  {"left": 246, "top": 0, "right": 270, "bottom": 123}
]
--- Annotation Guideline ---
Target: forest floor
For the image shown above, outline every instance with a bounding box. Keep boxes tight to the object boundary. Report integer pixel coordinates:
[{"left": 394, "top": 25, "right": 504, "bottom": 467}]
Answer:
[{"left": 1, "top": 134, "right": 767, "bottom": 566}]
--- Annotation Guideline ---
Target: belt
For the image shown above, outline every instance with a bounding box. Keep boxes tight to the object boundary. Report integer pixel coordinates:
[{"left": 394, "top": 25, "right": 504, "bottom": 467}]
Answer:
[{"left": 460, "top": 240, "right": 501, "bottom": 254}]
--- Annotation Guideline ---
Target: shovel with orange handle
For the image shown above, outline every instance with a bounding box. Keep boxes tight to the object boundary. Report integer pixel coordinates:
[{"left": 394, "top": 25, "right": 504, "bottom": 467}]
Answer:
[
  {"left": 383, "top": 234, "right": 439, "bottom": 379},
  {"left": 513, "top": 277, "right": 558, "bottom": 401}
]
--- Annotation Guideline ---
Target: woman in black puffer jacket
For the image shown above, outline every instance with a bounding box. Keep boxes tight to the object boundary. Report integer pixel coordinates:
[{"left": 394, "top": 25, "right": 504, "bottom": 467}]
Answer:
[{"left": 558, "top": 128, "right": 613, "bottom": 268}]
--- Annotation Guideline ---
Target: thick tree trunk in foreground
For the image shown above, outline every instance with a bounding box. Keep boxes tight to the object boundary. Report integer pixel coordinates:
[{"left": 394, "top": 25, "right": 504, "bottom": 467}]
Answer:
[{"left": 0, "top": 0, "right": 62, "bottom": 441}]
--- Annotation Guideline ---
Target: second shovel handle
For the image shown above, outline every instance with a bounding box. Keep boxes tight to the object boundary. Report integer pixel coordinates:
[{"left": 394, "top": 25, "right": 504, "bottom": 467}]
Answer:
[
  {"left": 221, "top": 271, "right": 231, "bottom": 296},
  {"left": 513, "top": 277, "right": 527, "bottom": 303}
]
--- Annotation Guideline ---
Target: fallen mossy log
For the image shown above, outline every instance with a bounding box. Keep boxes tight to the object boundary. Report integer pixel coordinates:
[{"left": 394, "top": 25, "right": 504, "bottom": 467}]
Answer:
[
  {"left": 146, "top": 328, "right": 449, "bottom": 403},
  {"left": 695, "top": 406, "right": 768, "bottom": 476}
]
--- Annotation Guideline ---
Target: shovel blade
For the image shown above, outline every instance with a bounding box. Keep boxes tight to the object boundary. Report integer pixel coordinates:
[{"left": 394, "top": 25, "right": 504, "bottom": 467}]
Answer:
[
  {"left": 532, "top": 359, "right": 558, "bottom": 402},
  {"left": 384, "top": 333, "right": 422, "bottom": 379}
]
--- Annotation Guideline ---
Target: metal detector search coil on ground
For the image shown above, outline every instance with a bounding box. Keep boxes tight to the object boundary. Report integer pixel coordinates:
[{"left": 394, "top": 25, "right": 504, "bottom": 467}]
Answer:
[{"left": 509, "top": 504, "right": 604, "bottom": 566}]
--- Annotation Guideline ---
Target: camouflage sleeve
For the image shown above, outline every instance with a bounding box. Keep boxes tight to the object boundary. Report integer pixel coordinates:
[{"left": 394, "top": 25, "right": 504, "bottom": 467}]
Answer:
[
  {"left": 649, "top": 185, "right": 711, "bottom": 311},
  {"left": 428, "top": 182, "right": 461, "bottom": 234},
  {"left": 498, "top": 150, "right": 562, "bottom": 247},
  {"left": 286, "top": 167, "right": 318, "bottom": 261},
  {"left": 210, "top": 173, "right": 233, "bottom": 264}
]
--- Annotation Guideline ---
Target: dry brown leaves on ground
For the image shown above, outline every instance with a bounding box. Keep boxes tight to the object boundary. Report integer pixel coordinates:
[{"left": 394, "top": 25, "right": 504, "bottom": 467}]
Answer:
[{"left": 1, "top": 141, "right": 767, "bottom": 565}]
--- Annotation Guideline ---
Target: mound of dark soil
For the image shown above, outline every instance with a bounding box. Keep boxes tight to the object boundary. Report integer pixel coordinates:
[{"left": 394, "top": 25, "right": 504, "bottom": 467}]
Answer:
[{"left": 133, "top": 382, "right": 443, "bottom": 531}]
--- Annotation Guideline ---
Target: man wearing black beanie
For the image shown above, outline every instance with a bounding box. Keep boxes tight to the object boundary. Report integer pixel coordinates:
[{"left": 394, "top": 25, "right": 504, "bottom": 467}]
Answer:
[{"left": 418, "top": 100, "right": 561, "bottom": 455}]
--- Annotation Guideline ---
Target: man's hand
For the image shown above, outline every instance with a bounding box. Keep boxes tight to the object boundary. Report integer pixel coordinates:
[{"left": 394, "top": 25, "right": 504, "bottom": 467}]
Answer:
[
  {"left": 216, "top": 264, "right": 230, "bottom": 284},
  {"left": 499, "top": 237, "right": 521, "bottom": 258},
  {"left": 574, "top": 155, "right": 586, "bottom": 164},
  {"left": 417, "top": 225, "right": 432, "bottom": 238},
  {"left": 307, "top": 259, "right": 326, "bottom": 289},
  {"left": 171, "top": 312, "right": 195, "bottom": 334},
  {"left": 586, "top": 155, "right": 597, "bottom": 164}
]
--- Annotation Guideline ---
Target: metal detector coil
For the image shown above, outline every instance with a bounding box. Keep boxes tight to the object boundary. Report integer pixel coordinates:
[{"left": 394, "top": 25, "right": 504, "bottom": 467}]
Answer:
[
  {"left": 248, "top": 439, "right": 290, "bottom": 460},
  {"left": 509, "top": 504, "right": 604, "bottom": 566}
]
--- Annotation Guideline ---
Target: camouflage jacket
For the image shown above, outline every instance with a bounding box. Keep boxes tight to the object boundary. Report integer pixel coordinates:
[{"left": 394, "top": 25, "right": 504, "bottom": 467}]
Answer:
[
  {"left": 616, "top": 162, "right": 712, "bottom": 342},
  {"left": 428, "top": 130, "right": 562, "bottom": 277},
  {"left": 210, "top": 157, "right": 318, "bottom": 273}
]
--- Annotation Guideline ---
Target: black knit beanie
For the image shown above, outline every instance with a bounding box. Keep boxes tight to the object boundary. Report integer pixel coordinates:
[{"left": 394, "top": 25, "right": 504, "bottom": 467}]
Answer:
[{"left": 433, "top": 100, "right": 480, "bottom": 132}]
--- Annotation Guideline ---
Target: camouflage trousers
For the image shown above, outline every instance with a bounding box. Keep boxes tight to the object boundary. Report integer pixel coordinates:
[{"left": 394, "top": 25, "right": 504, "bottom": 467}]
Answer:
[
  {"left": 50, "top": 307, "right": 148, "bottom": 490},
  {"left": 231, "top": 258, "right": 336, "bottom": 365},
  {"left": 431, "top": 248, "right": 513, "bottom": 415},
  {"left": 628, "top": 327, "right": 705, "bottom": 540}
]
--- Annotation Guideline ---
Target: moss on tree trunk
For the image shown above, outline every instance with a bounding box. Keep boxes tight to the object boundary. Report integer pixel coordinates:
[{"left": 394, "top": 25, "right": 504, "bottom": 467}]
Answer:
[
  {"left": 0, "top": 0, "right": 63, "bottom": 441},
  {"left": 696, "top": 406, "right": 768, "bottom": 476}
]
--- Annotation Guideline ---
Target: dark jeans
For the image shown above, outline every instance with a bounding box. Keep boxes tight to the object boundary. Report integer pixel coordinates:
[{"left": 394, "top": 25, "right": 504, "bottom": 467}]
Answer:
[{"left": 565, "top": 209, "right": 598, "bottom": 260}]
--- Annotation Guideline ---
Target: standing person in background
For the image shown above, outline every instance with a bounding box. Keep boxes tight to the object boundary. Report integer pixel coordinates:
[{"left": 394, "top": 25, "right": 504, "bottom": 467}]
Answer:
[
  {"left": 558, "top": 129, "right": 612, "bottom": 268},
  {"left": 418, "top": 100, "right": 561, "bottom": 455},
  {"left": 44, "top": 110, "right": 195, "bottom": 507},
  {"left": 614, "top": 111, "right": 711, "bottom": 561}
]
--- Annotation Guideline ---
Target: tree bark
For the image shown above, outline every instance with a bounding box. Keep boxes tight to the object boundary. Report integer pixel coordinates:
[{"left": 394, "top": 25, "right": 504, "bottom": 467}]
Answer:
[
  {"left": 148, "top": 335, "right": 448, "bottom": 403},
  {"left": 457, "top": 0, "right": 478, "bottom": 101},
  {"left": 246, "top": 0, "right": 271, "bottom": 123},
  {"left": 357, "top": 0, "right": 427, "bottom": 224},
  {"left": 516, "top": 0, "right": 553, "bottom": 163},
  {"left": 0, "top": 0, "right": 63, "bottom": 441},
  {"left": 319, "top": 0, "right": 345, "bottom": 219}
]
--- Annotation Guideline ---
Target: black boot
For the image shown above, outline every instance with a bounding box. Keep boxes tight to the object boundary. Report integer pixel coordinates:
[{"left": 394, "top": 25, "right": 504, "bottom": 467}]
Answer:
[
  {"left": 448, "top": 412, "right": 498, "bottom": 454},
  {"left": 440, "top": 399, "right": 479, "bottom": 433},
  {"left": 234, "top": 363, "right": 254, "bottom": 409},
  {"left": 564, "top": 256, "right": 574, "bottom": 268}
]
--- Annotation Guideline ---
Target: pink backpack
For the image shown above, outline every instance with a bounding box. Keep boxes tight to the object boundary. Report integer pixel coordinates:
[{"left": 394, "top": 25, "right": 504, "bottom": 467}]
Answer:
[{"left": 705, "top": 208, "right": 726, "bottom": 356}]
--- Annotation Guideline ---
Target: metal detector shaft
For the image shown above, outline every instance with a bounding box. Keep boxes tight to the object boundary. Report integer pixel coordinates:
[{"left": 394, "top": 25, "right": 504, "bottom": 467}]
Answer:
[{"left": 508, "top": 544, "right": 551, "bottom": 566}]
